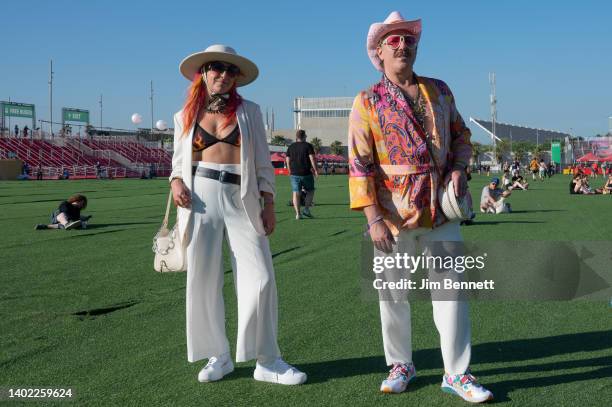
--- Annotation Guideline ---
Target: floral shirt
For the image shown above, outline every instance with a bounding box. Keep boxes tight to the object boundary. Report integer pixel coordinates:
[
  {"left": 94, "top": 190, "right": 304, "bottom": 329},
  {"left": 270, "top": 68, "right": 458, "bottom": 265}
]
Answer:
[{"left": 348, "top": 74, "right": 472, "bottom": 235}]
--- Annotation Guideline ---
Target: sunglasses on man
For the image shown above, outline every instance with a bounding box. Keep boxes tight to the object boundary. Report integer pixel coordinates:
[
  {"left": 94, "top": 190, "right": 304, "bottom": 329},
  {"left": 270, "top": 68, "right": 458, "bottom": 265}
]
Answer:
[
  {"left": 381, "top": 34, "right": 418, "bottom": 50},
  {"left": 204, "top": 61, "right": 240, "bottom": 77}
]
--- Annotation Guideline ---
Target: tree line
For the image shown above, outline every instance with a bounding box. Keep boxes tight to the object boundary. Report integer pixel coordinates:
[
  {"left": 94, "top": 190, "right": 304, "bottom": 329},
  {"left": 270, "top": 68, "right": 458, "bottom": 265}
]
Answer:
[{"left": 270, "top": 135, "right": 343, "bottom": 155}]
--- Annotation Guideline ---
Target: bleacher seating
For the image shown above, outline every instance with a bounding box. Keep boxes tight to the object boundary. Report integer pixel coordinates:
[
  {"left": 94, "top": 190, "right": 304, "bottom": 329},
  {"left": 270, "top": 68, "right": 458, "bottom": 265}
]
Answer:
[
  {"left": 472, "top": 118, "right": 571, "bottom": 143},
  {"left": 0, "top": 136, "right": 171, "bottom": 178},
  {"left": 81, "top": 139, "right": 171, "bottom": 166}
]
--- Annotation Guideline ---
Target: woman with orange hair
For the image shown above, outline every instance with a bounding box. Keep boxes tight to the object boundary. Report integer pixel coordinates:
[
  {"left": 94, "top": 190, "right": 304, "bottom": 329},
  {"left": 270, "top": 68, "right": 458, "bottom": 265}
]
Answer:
[{"left": 169, "top": 45, "right": 306, "bottom": 385}]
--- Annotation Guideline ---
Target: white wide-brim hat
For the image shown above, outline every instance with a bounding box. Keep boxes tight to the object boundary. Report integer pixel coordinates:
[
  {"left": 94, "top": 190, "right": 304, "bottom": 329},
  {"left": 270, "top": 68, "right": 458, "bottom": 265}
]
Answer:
[
  {"left": 179, "top": 44, "right": 259, "bottom": 87},
  {"left": 367, "top": 11, "right": 422, "bottom": 72},
  {"left": 439, "top": 180, "right": 474, "bottom": 221}
]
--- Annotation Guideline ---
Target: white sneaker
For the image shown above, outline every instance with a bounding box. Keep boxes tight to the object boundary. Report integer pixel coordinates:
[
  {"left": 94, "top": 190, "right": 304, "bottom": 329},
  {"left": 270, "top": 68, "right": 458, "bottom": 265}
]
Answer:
[
  {"left": 64, "top": 220, "right": 82, "bottom": 230},
  {"left": 253, "top": 358, "right": 307, "bottom": 385},
  {"left": 198, "top": 354, "right": 234, "bottom": 382}
]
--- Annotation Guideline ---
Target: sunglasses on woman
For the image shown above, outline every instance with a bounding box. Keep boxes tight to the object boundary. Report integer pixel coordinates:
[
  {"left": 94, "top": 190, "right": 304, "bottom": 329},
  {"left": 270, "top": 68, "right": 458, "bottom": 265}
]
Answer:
[
  {"left": 381, "top": 34, "right": 418, "bottom": 50},
  {"left": 204, "top": 61, "right": 240, "bottom": 77}
]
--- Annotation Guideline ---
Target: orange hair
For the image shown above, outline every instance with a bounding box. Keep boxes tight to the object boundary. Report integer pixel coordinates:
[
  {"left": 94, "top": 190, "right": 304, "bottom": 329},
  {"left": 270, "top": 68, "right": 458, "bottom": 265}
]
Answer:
[{"left": 181, "top": 71, "right": 242, "bottom": 136}]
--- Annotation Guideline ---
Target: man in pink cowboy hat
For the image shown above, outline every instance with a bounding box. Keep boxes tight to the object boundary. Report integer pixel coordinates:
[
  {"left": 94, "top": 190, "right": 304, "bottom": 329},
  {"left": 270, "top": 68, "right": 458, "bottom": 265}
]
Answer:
[{"left": 348, "top": 11, "right": 493, "bottom": 403}]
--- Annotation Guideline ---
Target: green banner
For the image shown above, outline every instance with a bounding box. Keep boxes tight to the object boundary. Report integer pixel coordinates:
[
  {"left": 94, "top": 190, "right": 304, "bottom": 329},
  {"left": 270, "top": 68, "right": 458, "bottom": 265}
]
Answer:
[
  {"left": 62, "top": 108, "right": 89, "bottom": 123},
  {"left": 2, "top": 102, "right": 34, "bottom": 118},
  {"left": 551, "top": 141, "right": 561, "bottom": 164}
]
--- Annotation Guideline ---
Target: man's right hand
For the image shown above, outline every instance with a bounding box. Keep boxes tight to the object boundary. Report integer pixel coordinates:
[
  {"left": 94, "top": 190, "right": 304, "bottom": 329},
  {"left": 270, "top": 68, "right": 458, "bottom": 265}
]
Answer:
[
  {"left": 369, "top": 221, "right": 395, "bottom": 254},
  {"left": 171, "top": 178, "right": 191, "bottom": 208}
]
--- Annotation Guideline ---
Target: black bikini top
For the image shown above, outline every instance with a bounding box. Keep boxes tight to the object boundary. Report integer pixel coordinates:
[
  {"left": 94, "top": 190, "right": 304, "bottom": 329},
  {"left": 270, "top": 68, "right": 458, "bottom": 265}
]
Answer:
[{"left": 193, "top": 123, "right": 241, "bottom": 152}]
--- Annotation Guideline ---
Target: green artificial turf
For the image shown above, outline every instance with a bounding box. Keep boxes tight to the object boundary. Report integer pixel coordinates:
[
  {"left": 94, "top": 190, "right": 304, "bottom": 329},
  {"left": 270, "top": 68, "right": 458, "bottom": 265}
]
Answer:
[{"left": 1, "top": 173, "right": 611, "bottom": 406}]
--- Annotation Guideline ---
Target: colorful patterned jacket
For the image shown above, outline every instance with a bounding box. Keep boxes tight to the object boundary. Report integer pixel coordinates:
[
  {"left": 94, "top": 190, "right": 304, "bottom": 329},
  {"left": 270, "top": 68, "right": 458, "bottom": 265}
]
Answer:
[{"left": 348, "top": 75, "right": 472, "bottom": 233}]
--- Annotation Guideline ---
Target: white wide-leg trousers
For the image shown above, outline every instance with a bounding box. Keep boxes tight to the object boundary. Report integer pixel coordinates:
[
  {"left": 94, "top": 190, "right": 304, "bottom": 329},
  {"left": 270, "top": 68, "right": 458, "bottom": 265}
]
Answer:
[
  {"left": 378, "top": 221, "right": 471, "bottom": 375},
  {"left": 186, "top": 162, "right": 281, "bottom": 363}
]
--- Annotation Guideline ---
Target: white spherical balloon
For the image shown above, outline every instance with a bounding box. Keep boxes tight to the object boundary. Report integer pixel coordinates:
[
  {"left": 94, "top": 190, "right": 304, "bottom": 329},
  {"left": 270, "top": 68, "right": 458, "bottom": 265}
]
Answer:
[
  {"left": 155, "top": 120, "right": 168, "bottom": 131},
  {"left": 131, "top": 113, "right": 143, "bottom": 124}
]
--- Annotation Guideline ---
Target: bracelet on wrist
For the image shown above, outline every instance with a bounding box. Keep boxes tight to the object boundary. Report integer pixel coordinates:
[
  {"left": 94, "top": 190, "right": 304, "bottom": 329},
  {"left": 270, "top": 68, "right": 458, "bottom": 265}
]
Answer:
[{"left": 367, "top": 215, "right": 384, "bottom": 230}]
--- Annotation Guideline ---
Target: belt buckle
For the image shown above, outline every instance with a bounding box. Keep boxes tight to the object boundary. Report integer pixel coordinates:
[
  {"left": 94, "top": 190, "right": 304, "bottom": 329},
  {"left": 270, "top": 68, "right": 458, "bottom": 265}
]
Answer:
[{"left": 218, "top": 170, "right": 228, "bottom": 183}]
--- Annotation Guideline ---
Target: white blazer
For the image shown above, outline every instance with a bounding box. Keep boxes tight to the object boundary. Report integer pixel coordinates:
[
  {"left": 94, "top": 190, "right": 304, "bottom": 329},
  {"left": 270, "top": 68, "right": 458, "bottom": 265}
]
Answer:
[{"left": 169, "top": 99, "right": 275, "bottom": 244}]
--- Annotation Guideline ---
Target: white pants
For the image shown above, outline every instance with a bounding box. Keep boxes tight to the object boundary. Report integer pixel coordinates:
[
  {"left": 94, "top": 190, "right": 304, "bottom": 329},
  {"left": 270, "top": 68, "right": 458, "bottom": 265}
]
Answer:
[
  {"left": 377, "top": 221, "right": 471, "bottom": 375},
  {"left": 186, "top": 162, "right": 281, "bottom": 363}
]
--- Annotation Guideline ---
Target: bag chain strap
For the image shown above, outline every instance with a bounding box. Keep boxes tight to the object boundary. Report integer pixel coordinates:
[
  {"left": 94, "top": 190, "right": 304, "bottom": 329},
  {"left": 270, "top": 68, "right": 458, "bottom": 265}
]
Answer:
[{"left": 162, "top": 190, "right": 173, "bottom": 229}]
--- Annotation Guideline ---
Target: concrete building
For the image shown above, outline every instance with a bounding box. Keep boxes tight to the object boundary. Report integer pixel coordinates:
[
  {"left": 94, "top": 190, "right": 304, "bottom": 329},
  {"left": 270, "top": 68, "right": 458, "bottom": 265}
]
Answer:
[{"left": 293, "top": 97, "right": 352, "bottom": 148}]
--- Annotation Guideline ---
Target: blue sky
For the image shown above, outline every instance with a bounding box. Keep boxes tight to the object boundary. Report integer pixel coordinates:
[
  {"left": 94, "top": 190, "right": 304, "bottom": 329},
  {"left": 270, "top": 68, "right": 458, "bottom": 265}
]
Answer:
[{"left": 2, "top": 0, "right": 611, "bottom": 143}]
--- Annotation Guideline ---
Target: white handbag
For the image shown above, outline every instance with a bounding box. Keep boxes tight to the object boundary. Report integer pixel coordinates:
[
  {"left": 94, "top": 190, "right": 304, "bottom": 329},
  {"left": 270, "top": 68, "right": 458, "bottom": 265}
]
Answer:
[{"left": 152, "top": 191, "right": 186, "bottom": 272}]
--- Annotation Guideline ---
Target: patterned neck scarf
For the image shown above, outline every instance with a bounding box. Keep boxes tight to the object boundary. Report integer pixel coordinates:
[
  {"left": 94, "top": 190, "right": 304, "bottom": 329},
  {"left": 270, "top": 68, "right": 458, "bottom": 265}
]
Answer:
[
  {"left": 205, "top": 93, "right": 230, "bottom": 113},
  {"left": 371, "top": 74, "right": 430, "bottom": 166}
]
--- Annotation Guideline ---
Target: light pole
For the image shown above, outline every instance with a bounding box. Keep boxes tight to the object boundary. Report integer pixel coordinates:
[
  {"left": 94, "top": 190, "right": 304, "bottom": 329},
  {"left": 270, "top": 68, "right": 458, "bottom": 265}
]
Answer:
[
  {"left": 99, "top": 94, "right": 103, "bottom": 129},
  {"left": 49, "top": 60, "right": 54, "bottom": 135},
  {"left": 150, "top": 80, "right": 154, "bottom": 132},
  {"left": 489, "top": 72, "right": 497, "bottom": 165}
]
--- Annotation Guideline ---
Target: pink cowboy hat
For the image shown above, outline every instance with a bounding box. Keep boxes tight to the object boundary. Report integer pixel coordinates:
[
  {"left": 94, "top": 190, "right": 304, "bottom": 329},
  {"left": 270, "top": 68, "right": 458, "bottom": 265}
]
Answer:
[{"left": 367, "top": 11, "right": 422, "bottom": 72}]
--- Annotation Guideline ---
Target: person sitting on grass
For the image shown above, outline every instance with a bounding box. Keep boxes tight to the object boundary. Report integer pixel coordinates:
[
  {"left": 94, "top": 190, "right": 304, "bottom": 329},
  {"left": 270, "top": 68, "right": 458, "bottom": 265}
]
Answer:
[
  {"left": 35, "top": 194, "right": 91, "bottom": 230},
  {"left": 502, "top": 170, "right": 528, "bottom": 191},
  {"left": 602, "top": 174, "right": 612, "bottom": 195},
  {"left": 480, "top": 177, "right": 511, "bottom": 213},
  {"left": 510, "top": 174, "right": 529, "bottom": 190},
  {"left": 570, "top": 173, "right": 602, "bottom": 195}
]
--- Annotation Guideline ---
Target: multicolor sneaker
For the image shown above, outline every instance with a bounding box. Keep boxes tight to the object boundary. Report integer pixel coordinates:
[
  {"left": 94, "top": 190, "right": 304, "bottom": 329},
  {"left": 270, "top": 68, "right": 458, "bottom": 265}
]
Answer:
[
  {"left": 441, "top": 369, "right": 493, "bottom": 403},
  {"left": 380, "top": 362, "right": 416, "bottom": 393}
]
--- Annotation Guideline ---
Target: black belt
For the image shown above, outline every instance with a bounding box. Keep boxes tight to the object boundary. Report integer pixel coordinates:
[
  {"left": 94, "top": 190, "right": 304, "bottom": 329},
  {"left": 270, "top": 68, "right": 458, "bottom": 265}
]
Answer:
[{"left": 192, "top": 166, "right": 241, "bottom": 185}]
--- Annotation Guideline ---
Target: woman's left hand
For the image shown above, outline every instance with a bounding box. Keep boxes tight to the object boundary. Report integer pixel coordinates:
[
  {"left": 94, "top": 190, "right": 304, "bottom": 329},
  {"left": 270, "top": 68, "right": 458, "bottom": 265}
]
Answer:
[{"left": 261, "top": 204, "right": 276, "bottom": 236}]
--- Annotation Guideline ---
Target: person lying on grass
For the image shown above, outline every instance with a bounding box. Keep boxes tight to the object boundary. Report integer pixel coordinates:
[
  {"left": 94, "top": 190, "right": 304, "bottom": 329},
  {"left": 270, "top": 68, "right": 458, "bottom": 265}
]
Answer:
[{"left": 35, "top": 194, "right": 91, "bottom": 230}]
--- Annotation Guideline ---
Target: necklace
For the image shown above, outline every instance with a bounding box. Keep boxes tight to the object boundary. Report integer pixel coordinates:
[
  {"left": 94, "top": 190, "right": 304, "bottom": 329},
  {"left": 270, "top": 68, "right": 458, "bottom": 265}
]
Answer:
[
  {"left": 405, "top": 83, "right": 434, "bottom": 145},
  {"left": 405, "top": 85, "right": 427, "bottom": 129}
]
